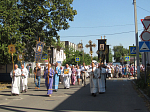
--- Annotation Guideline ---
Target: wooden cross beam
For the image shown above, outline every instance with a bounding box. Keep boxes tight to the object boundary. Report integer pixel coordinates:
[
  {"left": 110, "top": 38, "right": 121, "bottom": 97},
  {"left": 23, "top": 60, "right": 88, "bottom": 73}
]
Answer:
[{"left": 85, "top": 40, "right": 96, "bottom": 55}]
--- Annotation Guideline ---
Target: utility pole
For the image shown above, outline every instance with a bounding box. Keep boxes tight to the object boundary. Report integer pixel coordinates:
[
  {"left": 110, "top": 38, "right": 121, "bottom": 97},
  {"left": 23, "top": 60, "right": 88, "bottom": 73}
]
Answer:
[{"left": 133, "top": 0, "right": 140, "bottom": 79}]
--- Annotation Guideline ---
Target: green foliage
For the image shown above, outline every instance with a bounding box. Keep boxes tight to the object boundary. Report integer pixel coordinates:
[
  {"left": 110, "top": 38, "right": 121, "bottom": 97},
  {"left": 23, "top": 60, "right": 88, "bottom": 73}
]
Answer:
[
  {"left": 109, "top": 48, "right": 113, "bottom": 62},
  {"left": 0, "top": 0, "right": 77, "bottom": 64},
  {"left": 113, "top": 44, "right": 129, "bottom": 62},
  {"left": 62, "top": 48, "right": 91, "bottom": 66},
  {"left": 93, "top": 56, "right": 99, "bottom": 62}
]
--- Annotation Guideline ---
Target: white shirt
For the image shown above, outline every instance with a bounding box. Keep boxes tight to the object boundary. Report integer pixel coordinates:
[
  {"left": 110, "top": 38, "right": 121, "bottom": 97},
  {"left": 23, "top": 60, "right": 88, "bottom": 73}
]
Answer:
[
  {"left": 108, "top": 68, "right": 112, "bottom": 73},
  {"left": 76, "top": 69, "right": 81, "bottom": 76}
]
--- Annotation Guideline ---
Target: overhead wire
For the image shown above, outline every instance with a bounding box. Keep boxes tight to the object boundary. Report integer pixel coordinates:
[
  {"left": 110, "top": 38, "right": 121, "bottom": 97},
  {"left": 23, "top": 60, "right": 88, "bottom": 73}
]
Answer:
[{"left": 60, "top": 29, "right": 143, "bottom": 38}]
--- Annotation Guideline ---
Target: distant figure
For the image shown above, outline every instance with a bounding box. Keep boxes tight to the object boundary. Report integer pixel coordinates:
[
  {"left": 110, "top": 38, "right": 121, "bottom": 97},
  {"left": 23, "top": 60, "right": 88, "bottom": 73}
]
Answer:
[
  {"left": 90, "top": 62, "right": 97, "bottom": 97},
  {"left": 71, "top": 65, "right": 76, "bottom": 85},
  {"left": 26, "top": 64, "right": 30, "bottom": 78},
  {"left": 34, "top": 63, "right": 41, "bottom": 89},
  {"left": 20, "top": 64, "right": 28, "bottom": 93},
  {"left": 44, "top": 63, "right": 55, "bottom": 97},
  {"left": 63, "top": 64, "right": 71, "bottom": 89},
  {"left": 53, "top": 62, "right": 61, "bottom": 92},
  {"left": 10, "top": 64, "right": 21, "bottom": 96}
]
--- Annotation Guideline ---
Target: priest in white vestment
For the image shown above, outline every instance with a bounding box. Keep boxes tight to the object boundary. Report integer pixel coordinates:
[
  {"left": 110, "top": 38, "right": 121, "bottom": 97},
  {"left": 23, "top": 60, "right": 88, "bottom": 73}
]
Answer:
[
  {"left": 63, "top": 64, "right": 71, "bottom": 89},
  {"left": 10, "top": 64, "right": 21, "bottom": 96},
  {"left": 20, "top": 64, "right": 28, "bottom": 93},
  {"left": 90, "top": 62, "right": 98, "bottom": 97},
  {"left": 98, "top": 64, "right": 106, "bottom": 93}
]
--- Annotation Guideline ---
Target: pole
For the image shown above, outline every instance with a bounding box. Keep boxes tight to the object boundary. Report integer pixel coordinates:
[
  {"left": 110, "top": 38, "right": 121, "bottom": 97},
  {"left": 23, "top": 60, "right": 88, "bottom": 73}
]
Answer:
[
  {"left": 133, "top": 0, "right": 140, "bottom": 79},
  {"left": 133, "top": 44, "right": 136, "bottom": 79},
  {"left": 12, "top": 53, "right": 14, "bottom": 83},
  {"left": 144, "top": 52, "right": 147, "bottom": 84}
]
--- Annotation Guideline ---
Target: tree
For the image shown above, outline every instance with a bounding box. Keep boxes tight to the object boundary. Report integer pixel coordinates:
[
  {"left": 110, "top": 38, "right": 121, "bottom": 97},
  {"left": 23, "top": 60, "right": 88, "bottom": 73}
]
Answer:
[
  {"left": 0, "top": 0, "right": 77, "bottom": 64},
  {"left": 0, "top": 0, "right": 23, "bottom": 64},
  {"left": 62, "top": 48, "right": 91, "bottom": 66},
  {"left": 109, "top": 48, "right": 113, "bottom": 62},
  {"left": 93, "top": 56, "right": 99, "bottom": 62},
  {"left": 113, "top": 44, "right": 129, "bottom": 62}
]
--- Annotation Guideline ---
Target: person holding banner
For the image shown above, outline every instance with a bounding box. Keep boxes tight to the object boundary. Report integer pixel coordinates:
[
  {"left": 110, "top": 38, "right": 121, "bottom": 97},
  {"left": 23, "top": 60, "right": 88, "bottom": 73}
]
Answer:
[
  {"left": 20, "top": 64, "right": 28, "bottom": 93},
  {"left": 53, "top": 62, "right": 61, "bottom": 92},
  {"left": 63, "top": 64, "right": 71, "bottom": 89},
  {"left": 10, "top": 64, "right": 21, "bottom": 96},
  {"left": 34, "top": 63, "right": 41, "bottom": 89},
  {"left": 44, "top": 64, "right": 55, "bottom": 97}
]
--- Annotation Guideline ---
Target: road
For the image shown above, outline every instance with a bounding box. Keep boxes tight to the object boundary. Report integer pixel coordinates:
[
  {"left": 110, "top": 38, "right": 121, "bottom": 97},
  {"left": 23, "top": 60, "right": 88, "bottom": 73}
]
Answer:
[{"left": 0, "top": 78, "right": 149, "bottom": 112}]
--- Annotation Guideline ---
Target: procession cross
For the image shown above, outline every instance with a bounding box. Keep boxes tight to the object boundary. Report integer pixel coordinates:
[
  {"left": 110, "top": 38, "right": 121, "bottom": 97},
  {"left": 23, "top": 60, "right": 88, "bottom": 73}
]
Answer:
[{"left": 85, "top": 40, "right": 96, "bottom": 55}]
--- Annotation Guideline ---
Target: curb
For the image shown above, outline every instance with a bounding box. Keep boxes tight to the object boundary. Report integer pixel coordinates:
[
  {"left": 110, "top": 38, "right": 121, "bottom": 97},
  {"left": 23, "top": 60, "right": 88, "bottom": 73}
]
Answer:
[{"left": 132, "top": 80, "right": 150, "bottom": 103}]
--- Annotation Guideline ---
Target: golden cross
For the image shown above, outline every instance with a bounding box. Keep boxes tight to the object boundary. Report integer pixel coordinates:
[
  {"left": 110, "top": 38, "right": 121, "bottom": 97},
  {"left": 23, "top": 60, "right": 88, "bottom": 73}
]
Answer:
[
  {"left": 85, "top": 40, "right": 96, "bottom": 54},
  {"left": 104, "top": 35, "right": 106, "bottom": 39}
]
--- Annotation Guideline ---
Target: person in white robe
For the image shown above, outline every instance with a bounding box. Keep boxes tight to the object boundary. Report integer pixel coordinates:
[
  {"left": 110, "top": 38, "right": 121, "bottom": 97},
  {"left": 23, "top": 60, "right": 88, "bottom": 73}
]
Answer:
[
  {"left": 10, "top": 64, "right": 21, "bottom": 96},
  {"left": 20, "top": 64, "right": 28, "bottom": 93},
  {"left": 98, "top": 64, "right": 106, "bottom": 93},
  {"left": 90, "top": 62, "right": 98, "bottom": 97},
  {"left": 63, "top": 64, "right": 71, "bottom": 89}
]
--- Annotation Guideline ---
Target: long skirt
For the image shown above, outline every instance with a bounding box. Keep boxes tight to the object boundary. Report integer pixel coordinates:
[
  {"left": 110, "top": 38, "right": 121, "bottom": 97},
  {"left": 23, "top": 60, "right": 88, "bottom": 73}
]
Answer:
[
  {"left": 11, "top": 76, "right": 20, "bottom": 94},
  {"left": 53, "top": 74, "right": 59, "bottom": 90},
  {"left": 90, "top": 74, "right": 98, "bottom": 94},
  {"left": 71, "top": 74, "right": 76, "bottom": 85},
  {"left": 98, "top": 74, "right": 105, "bottom": 92},
  {"left": 45, "top": 77, "right": 53, "bottom": 95},
  {"left": 63, "top": 76, "right": 70, "bottom": 88},
  {"left": 20, "top": 77, "right": 28, "bottom": 91}
]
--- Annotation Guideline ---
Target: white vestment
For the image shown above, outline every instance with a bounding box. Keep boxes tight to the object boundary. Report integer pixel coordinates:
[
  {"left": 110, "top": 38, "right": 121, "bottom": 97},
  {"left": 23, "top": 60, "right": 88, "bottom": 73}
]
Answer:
[
  {"left": 20, "top": 68, "right": 28, "bottom": 91},
  {"left": 63, "top": 67, "right": 71, "bottom": 88},
  {"left": 90, "top": 67, "right": 98, "bottom": 94},
  {"left": 98, "top": 68, "right": 106, "bottom": 92},
  {"left": 10, "top": 68, "right": 21, "bottom": 94}
]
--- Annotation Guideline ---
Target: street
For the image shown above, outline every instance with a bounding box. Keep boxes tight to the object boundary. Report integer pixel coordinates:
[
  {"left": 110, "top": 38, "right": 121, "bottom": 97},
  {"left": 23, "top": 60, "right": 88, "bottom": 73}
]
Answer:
[{"left": 0, "top": 78, "right": 149, "bottom": 112}]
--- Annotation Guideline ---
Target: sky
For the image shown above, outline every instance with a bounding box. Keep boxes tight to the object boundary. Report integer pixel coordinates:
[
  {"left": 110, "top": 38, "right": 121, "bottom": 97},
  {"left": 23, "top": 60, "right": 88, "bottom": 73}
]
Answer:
[{"left": 58, "top": 0, "right": 150, "bottom": 56}]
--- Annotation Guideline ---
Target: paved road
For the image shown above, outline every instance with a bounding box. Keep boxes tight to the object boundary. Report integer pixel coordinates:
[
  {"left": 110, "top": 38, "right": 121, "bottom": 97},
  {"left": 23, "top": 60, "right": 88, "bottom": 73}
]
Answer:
[{"left": 0, "top": 78, "right": 149, "bottom": 112}]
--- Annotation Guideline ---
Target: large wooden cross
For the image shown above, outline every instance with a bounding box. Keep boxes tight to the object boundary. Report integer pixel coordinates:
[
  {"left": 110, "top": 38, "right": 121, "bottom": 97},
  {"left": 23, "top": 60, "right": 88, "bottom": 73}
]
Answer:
[{"left": 85, "top": 40, "right": 96, "bottom": 55}]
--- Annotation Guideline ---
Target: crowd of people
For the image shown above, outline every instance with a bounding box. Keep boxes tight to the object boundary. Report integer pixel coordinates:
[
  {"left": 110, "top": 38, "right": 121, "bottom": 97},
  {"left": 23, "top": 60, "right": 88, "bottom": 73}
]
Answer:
[{"left": 10, "top": 62, "right": 145, "bottom": 97}]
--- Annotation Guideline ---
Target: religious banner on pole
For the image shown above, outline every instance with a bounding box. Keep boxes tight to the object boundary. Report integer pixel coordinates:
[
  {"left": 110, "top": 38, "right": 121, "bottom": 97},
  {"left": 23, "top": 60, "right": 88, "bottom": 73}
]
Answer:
[
  {"left": 17, "top": 53, "right": 24, "bottom": 62},
  {"left": 35, "top": 41, "right": 45, "bottom": 62},
  {"left": 8, "top": 44, "right": 16, "bottom": 54}
]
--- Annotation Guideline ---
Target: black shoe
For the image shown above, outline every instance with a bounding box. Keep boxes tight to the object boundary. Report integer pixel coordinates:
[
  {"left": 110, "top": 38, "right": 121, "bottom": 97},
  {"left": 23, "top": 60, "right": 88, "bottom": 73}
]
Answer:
[
  {"left": 64, "top": 87, "right": 66, "bottom": 89},
  {"left": 93, "top": 93, "right": 96, "bottom": 97},
  {"left": 67, "top": 88, "right": 69, "bottom": 89},
  {"left": 92, "top": 93, "right": 94, "bottom": 96}
]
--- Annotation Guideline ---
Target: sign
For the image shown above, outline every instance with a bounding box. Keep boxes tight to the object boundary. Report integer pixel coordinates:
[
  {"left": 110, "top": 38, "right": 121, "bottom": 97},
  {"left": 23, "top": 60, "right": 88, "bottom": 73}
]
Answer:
[
  {"left": 75, "top": 57, "right": 80, "bottom": 62},
  {"left": 125, "top": 56, "right": 130, "bottom": 61},
  {"left": 8, "top": 44, "right": 16, "bottom": 53},
  {"left": 17, "top": 53, "right": 24, "bottom": 61},
  {"left": 35, "top": 41, "right": 45, "bottom": 62},
  {"left": 140, "top": 19, "right": 150, "bottom": 41},
  {"left": 139, "top": 41, "right": 150, "bottom": 52},
  {"left": 129, "top": 46, "right": 136, "bottom": 56},
  {"left": 64, "top": 69, "right": 69, "bottom": 74}
]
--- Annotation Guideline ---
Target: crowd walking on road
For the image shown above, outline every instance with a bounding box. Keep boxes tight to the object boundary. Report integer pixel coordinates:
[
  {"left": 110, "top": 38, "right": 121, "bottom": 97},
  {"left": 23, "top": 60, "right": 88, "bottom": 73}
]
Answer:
[{"left": 9, "top": 62, "right": 145, "bottom": 97}]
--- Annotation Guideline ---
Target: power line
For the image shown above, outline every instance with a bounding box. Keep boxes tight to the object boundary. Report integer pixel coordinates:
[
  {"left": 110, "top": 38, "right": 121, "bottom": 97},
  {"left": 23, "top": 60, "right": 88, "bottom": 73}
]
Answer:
[
  {"left": 70, "top": 23, "right": 141, "bottom": 28},
  {"left": 137, "top": 5, "right": 150, "bottom": 13},
  {"left": 60, "top": 29, "right": 143, "bottom": 38}
]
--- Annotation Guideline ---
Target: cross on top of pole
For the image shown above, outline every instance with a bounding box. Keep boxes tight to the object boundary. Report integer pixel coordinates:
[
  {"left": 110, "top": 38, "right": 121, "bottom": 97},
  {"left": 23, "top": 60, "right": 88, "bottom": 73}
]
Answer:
[{"left": 85, "top": 40, "right": 96, "bottom": 54}]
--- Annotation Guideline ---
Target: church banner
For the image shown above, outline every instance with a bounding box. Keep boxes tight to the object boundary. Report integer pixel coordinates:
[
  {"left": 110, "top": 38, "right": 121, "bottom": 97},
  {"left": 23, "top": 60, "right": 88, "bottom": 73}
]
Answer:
[{"left": 35, "top": 41, "right": 45, "bottom": 62}]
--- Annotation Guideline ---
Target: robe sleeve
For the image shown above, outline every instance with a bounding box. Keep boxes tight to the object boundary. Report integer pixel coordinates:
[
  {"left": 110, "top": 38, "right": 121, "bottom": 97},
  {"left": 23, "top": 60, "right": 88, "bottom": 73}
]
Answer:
[
  {"left": 15, "top": 69, "right": 21, "bottom": 76},
  {"left": 10, "top": 69, "right": 13, "bottom": 78}
]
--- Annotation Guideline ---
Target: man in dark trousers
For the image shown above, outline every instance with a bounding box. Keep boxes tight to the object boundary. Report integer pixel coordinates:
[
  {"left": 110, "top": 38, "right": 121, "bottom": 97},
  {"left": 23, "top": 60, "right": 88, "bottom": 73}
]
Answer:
[{"left": 34, "top": 63, "right": 41, "bottom": 89}]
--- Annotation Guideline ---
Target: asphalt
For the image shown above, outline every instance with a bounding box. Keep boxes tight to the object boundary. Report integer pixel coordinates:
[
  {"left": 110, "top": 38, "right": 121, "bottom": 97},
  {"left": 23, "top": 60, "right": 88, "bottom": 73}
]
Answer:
[{"left": 0, "top": 77, "right": 149, "bottom": 112}]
